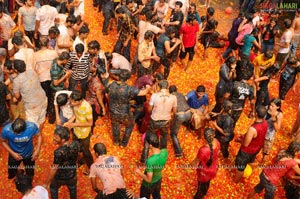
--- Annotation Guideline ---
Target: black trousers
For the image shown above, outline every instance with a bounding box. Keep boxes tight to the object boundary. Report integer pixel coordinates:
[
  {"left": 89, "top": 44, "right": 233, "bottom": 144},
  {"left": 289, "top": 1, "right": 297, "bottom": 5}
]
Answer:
[
  {"left": 140, "top": 179, "right": 162, "bottom": 199},
  {"left": 194, "top": 181, "right": 211, "bottom": 199},
  {"left": 8, "top": 154, "right": 35, "bottom": 179}
]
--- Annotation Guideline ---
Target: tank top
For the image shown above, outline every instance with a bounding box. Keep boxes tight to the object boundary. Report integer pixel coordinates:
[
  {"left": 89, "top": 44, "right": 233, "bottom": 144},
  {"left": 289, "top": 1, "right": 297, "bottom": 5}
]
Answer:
[{"left": 241, "top": 120, "right": 268, "bottom": 154}]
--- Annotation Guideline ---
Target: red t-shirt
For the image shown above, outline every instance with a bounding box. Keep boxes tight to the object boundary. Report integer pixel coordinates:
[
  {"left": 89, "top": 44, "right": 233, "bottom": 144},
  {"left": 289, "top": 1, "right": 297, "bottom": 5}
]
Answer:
[
  {"left": 241, "top": 120, "right": 268, "bottom": 154},
  {"left": 179, "top": 23, "right": 199, "bottom": 48},
  {"left": 264, "top": 158, "right": 296, "bottom": 186},
  {"left": 197, "top": 140, "right": 220, "bottom": 182},
  {"left": 285, "top": 164, "right": 300, "bottom": 185}
]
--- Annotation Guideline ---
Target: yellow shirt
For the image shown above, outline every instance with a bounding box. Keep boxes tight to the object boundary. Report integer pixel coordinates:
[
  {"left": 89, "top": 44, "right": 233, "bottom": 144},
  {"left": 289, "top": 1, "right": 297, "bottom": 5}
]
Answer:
[
  {"left": 73, "top": 100, "right": 93, "bottom": 139},
  {"left": 253, "top": 54, "right": 275, "bottom": 78}
]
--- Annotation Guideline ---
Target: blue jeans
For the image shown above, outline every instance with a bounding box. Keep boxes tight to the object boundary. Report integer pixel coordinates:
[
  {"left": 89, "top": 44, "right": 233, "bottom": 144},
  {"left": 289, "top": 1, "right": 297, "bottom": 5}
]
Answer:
[
  {"left": 50, "top": 176, "right": 77, "bottom": 199},
  {"left": 261, "top": 43, "right": 274, "bottom": 54},
  {"left": 114, "top": 39, "right": 131, "bottom": 62},
  {"left": 254, "top": 172, "right": 276, "bottom": 199},
  {"left": 171, "top": 111, "right": 192, "bottom": 155},
  {"left": 222, "top": 46, "right": 232, "bottom": 59}
]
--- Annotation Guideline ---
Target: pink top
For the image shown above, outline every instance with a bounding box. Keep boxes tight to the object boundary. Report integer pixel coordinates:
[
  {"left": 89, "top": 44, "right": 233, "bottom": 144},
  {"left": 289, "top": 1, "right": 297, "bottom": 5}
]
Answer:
[
  {"left": 264, "top": 158, "right": 296, "bottom": 186},
  {"left": 89, "top": 155, "right": 126, "bottom": 195},
  {"left": 235, "top": 23, "right": 253, "bottom": 45},
  {"left": 197, "top": 140, "right": 220, "bottom": 182}
]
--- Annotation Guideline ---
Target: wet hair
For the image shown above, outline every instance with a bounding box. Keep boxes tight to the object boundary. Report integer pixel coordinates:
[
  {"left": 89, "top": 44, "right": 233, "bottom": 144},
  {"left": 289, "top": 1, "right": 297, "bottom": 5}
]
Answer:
[
  {"left": 116, "top": 7, "right": 125, "bottom": 14},
  {"left": 245, "top": 13, "right": 253, "bottom": 22},
  {"left": 12, "top": 36, "right": 23, "bottom": 46},
  {"left": 58, "top": 51, "right": 71, "bottom": 61},
  {"left": 204, "top": 127, "right": 215, "bottom": 167},
  {"left": 264, "top": 62, "right": 280, "bottom": 77},
  {"left": 153, "top": 73, "right": 164, "bottom": 81},
  {"left": 56, "top": 93, "right": 69, "bottom": 106},
  {"left": 187, "top": 14, "right": 196, "bottom": 23},
  {"left": 104, "top": 52, "right": 113, "bottom": 60},
  {"left": 48, "top": 26, "right": 60, "bottom": 35},
  {"left": 145, "top": 11, "right": 153, "bottom": 21},
  {"left": 241, "top": 66, "right": 253, "bottom": 80},
  {"left": 4, "top": 60, "right": 13, "bottom": 70},
  {"left": 255, "top": 105, "right": 267, "bottom": 119},
  {"left": 14, "top": 30, "right": 23, "bottom": 38},
  {"left": 166, "top": 26, "right": 177, "bottom": 36},
  {"left": 270, "top": 98, "right": 282, "bottom": 112},
  {"left": 175, "top": 1, "right": 183, "bottom": 8},
  {"left": 54, "top": 127, "right": 70, "bottom": 141},
  {"left": 144, "top": 30, "right": 154, "bottom": 40},
  {"left": 207, "top": 7, "right": 215, "bottom": 16},
  {"left": 126, "top": 0, "right": 133, "bottom": 5},
  {"left": 158, "top": 80, "right": 168, "bottom": 89},
  {"left": 79, "top": 25, "right": 89, "bottom": 34},
  {"left": 251, "top": 28, "right": 260, "bottom": 35},
  {"left": 13, "top": 60, "right": 26, "bottom": 73},
  {"left": 39, "top": 37, "right": 49, "bottom": 47},
  {"left": 93, "top": 143, "right": 107, "bottom": 155},
  {"left": 88, "top": 40, "right": 100, "bottom": 50},
  {"left": 225, "top": 56, "right": 236, "bottom": 68},
  {"left": 284, "top": 18, "right": 292, "bottom": 29},
  {"left": 200, "top": 15, "right": 207, "bottom": 23},
  {"left": 66, "top": 15, "right": 77, "bottom": 24},
  {"left": 196, "top": 85, "right": 205, "bottom": 93},
  {"left": 238, "top": 12, "right": 245, "bottom": 18},
  {"left": 190, "top": 3, "right": 196, "bottom": 9},
  {"left": 15, "top": 171, "right": 32, "bottom": 195},
  {"left": 75, "top": 43, "right": 85, "bottom": 53},
  {"left": 222, "top": 100, "right": 233, "bottom": 114},
  {"left": 277, "top": 141, "right": 300, "bottom": 161},
  {"left": 119, "top": 69, "right": 131, "bottom": 82},
  {"left": 146, "top": 132, "right": 160, "bottom": 148},
  {"left": 264, "top": 50, "right": 273, "bottom": 59},
  {"left": 70, "top": 90, "right": 84, "bottom": 101},
  {"left": 12, "top": 118, "right": 26, "bottom": 134},
  {"left": 169, "top": 85, "right": 177, "bottom": 93}
]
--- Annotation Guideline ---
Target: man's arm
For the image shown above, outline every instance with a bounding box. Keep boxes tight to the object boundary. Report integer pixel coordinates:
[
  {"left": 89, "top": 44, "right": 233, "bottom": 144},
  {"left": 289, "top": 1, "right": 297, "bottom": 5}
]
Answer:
[
  {"left": 34, "top": 20, "right": 40, "bottom": 39},
  {"left": 52, "top": 70, "right": 72, "bottom": 86},
  {"left": 90, "top": 177, "right": 101, "bottom": 193},
  {"left": 32, "top": 132, "right": 43, "bottom": 161},
  {"left": 242, "top": 126, "right": 256, "bottom": 147},
  {"left": 1, "top": 138, "right": 23, "bottom": 161},
  {"left": 135, "top": 168, "right": 153, "bottom": 183}
]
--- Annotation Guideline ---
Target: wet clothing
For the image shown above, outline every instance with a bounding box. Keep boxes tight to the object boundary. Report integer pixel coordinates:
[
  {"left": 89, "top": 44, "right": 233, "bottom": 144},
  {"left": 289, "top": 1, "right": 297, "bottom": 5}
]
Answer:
[{"left": 279, "top": 64, "right": 300, "bottom": 100}]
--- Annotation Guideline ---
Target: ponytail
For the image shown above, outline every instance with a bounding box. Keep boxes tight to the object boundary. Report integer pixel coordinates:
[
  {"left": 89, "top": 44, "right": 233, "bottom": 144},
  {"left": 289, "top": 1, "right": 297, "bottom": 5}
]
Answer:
[{"left": 204, "top": 128, "right": 215, "bottom": 167}]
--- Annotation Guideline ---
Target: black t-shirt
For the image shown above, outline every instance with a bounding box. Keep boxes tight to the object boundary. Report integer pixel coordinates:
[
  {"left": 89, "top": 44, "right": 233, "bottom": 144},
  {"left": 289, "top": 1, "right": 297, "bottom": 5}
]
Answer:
[
  {"left": 259, "top": 66, "right": 277, "bottom": 90},
  {"left": 106, "top": 81, "right": 140, "bottom": 116},
  {"left": 215, "top": 114, "right": 234, "bottom": 142},
  {"left": 280, "top": 65, "right": 300, "bottom": 83},
  {"left": 170, "top": 10, "right": 184, "bottom": 30},
  {"left": 230, "top": 81, "right": 254, "bottom": 110},
  {"left": 54, "top": 141, "right": 79, "bottom": 180},
  {"left": 0, "top": 82, "right": 9, "bottom": 125}
]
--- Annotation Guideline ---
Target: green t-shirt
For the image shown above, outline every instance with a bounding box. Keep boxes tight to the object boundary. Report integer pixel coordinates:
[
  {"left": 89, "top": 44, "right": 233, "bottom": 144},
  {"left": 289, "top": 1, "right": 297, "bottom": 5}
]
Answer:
[
  {"left": 50, "top": 59, "right": 65, "bottom": 91},
  {"left": 142, "top": 149, "right": 168, "bottom": 187}
]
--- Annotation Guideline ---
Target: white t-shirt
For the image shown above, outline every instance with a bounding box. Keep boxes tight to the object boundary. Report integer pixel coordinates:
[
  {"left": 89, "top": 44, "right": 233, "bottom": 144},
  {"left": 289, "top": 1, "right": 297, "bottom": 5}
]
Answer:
[
  {"left": 74, "top": 0, "right": 84, "bottom": 17},
  {"left": 111, "top": 53, "right": 131, "bottom": 72},
  {"left": 14, "top": 48, "right": 35, "bottom": 71},
  {"left": 72, "top": 36, "right": 87, "bottom": 52},
  {"left": 22, "top": 186, "right": 49, "bottom": 199},
  {"left": 36, "top": 5, "right": 58, "bottom": 35},
  {"left": 138, "top": 20, "right": 162, "bottom": 44},
  {"left": 278, "top": 29, "right": 293, "bottom": 54},
  {"left": 54, "top": 90, "right": 74, "bottom": 119}
]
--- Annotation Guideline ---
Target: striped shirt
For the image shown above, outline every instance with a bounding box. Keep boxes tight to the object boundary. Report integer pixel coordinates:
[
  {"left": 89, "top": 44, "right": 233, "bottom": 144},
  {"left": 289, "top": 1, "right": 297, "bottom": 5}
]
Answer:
[{"left": 65, "top": 52, "right": 91, "bottom": 80}]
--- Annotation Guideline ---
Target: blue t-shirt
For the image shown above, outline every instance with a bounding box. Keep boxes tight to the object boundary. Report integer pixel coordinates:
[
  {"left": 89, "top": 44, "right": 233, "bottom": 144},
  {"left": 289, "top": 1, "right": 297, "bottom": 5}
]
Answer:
[
  {"left": 186, "top": 91, "right": 209, "bottom": 109},
  {"left": 2, "top": 122, "right": 39, "bottom": 158},
  {"left": 156, "top": 34, "right": 170, "bottom": 57},
  {"left": 241, "top": 34, "right": 256, "bottom": 56}
]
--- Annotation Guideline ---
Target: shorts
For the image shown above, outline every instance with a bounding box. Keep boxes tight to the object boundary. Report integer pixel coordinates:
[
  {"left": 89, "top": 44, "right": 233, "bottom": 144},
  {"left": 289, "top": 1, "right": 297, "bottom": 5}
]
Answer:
[
  {"left": 179, "top": 47, "right": 195, "bottom": 61},
  {"left": 263, "top": 138, "right": 274, "bottom": 155},
  {"left": 25, "top": 99, "right": 47, "bottom": 128},
  {"left": 235, "top": 149, "right": 258, "bottom": 171}
]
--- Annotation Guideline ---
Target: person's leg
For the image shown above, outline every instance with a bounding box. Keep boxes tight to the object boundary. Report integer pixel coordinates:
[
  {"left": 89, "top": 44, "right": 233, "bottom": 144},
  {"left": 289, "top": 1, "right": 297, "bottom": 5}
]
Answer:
[
  {"left": 151, "top": 179, "right": 162, "bottom": 199},
  {"left": 102, "top": 11, "right": 111, "bottom": 34},
  {"left": 194, "top": 181, "right": 210, "bottom": 199},
  {"left": 121, "top": 114, "right": 134, "bottom": 147},
  {"left": 114, "top": 39, "right": 123, "bottom": 54},
  {"left": 140, "top": 182, "right": 151, "bottom": 199},
  {"left": 111, "top": 116, "right": 121, "bottom": 145},
  {"left": 80, "top": 135, "right": 94, "bottom": 169},
  {"left": 160, "top": 121, "right": 169, "bottom": 149},
  {"left": 22, "top": 158, "right": 35, "bottom": 178},
  {"left": 161, "top": 57, "right": 171, "bottom": 79},
  {"left": 234, "top": 150, "right": 248, "bottom": 183},
  {"left": 123, "top": 39, "right": 131, "bottom": 62},
  {"left": 8, "top": 154, "right": 21, "bottom": 179},
  {"left": 50, "top": 178, "right": 61, "bottom": 199},
  {"left": 171, "top": 113, "right": 189, "bottom": 156},
  {"left": 66, "top": 177, "right": 77, "bottom": 199},
  {"left": 221, "top": 141, "right": 230, "bottom": 158}
]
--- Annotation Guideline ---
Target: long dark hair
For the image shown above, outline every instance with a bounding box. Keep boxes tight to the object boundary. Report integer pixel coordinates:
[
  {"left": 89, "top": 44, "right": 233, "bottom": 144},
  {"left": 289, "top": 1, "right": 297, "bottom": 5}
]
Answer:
[
  {"left": 204, "top": 128, "right": 215, "bottom": 167},
  {"left": 276, "top": 141, "right": 300, "bottom": 161}
]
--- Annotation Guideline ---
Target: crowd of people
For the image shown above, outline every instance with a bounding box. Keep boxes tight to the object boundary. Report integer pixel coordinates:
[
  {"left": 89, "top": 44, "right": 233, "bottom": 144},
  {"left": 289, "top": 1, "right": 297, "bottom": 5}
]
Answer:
[{"left": 0, "top": 0, "right": 300, "bottom": 198}]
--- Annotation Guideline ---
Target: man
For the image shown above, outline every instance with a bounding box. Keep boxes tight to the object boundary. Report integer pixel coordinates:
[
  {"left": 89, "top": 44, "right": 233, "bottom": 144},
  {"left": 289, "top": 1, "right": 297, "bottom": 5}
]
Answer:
[
  {"left": 8, "top": 30, "right": 34, "bottom": 58},
  {"left": 13, "top": 59, "right": 48, "bottom": 128},
  {"left": 0, "top": 7, "right": 16, "bottom": 49},
  {"left": 136, "top": 133, "right": 168, "bottom": 199},
  {"left": 169, "top": 85, "right": 191, "bottom": 157},
  {"left": 64, "top": 90, "right": 94, "bottom": 174},
  {"left": 54, "top": 90, "right": 73, "bottom": 127},
  {"left": 253, "top": 50, "right": 275, "bottom": 80},
  {"left": 44, "top": 127, "right": 79, "bottom": 199},
  {"left": 34, "top": 0, "right": 59, "bottom": 48},
  {"left": 140, "top": 80, "right": 177, "bottom": 163},
  {"left": 18, "top": 0, "right": 37, "bottom": 44},
  {"left": 105, "top": 52, "right": 131, "bottom": 72},
  {"left": 234, "top": 105, "right": 267, "bottom": 183},
  {"left": 88, "top": 40, "right": 107, "bottom": 71},
  {"left": 65, "top": 43, "right": 91, "bottom": 95},
  {"left": 291, "top": 8, "right": 300, "bottom": 57},
  {"left": 105, "top": 69, "right": 151, "bottom": 147},
  {"left": 179, "top": 14, "right": 199, "bottom": 71},
  {"left": 0, "top": 80, "right": 10, "bottom": 126},
  {"left": 33, "top": 38, "right": 58, "bottom": 124},
  {"left": 72, "top": 26, "right": 89, "bottom": 51},
  {"left": 12, "top": 37, "right": 35, "bottom": 71},
  {"left": 89, "top": 142, "right": 129, "bottom": 198},
  {"left": 186, "top": 85, "right": 209, "bottom": 132},
  {"left": 50, "top": 52, "right": 71, "bottom": 92},
  {"left": 1, "top": 118, "right": 42, "bottom": 179},
  {"left": 166, "top": 1, "right": 184, "bottom": 31},
  {"left": 114, "top": 6, "right": 136, "bottom": 62},
  {"left": 55, "top": 19, "right": 73, "bottom": 55}
]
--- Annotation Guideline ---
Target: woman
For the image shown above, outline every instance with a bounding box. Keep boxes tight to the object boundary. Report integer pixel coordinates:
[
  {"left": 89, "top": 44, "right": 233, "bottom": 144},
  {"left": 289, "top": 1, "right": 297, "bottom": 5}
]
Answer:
[
  {"left": 262, "top": 98, "right": 283, "bottom": 162},
  {"left": 212, "top": 56, "right": 236, "bottom": 113},
  {"left": 261, "top": 18, "right": 279, "bottom": 53},
  {"left": 191, "top": 128, "right": 220, "bottom": 199},
  {"left": 249, "top": 141, "right": 300, "bottom": 199},
  {"left": 239, "top": 28, "right": 261, "bottom": 60},
  {"left": 235, "top": 14, "right": 254, "bottom": 47},
  {"left": 279, "top": 56, "right": 300, "bottom": 100},
  {"left": 212, "top": 100, "right": 234, "bottom": 158}
]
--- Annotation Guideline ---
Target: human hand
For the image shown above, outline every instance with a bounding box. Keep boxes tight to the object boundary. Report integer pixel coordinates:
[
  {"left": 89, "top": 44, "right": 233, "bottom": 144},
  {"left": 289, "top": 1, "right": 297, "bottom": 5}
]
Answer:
[
  {"left": 31, "top": 150, "right": 40, "bottom": 161},
  {"left": 64, "top": 122, "right": 74, "bottom": 129},
  {"left": 12, "top": 152, "right": 23, "bottom": 161}
]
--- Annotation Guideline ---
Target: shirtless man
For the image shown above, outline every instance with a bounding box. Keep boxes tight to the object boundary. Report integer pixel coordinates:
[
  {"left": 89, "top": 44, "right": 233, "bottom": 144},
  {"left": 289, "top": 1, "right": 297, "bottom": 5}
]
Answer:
[{"left": 291, "top": 8, "right": 300, "bottom": 56}]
